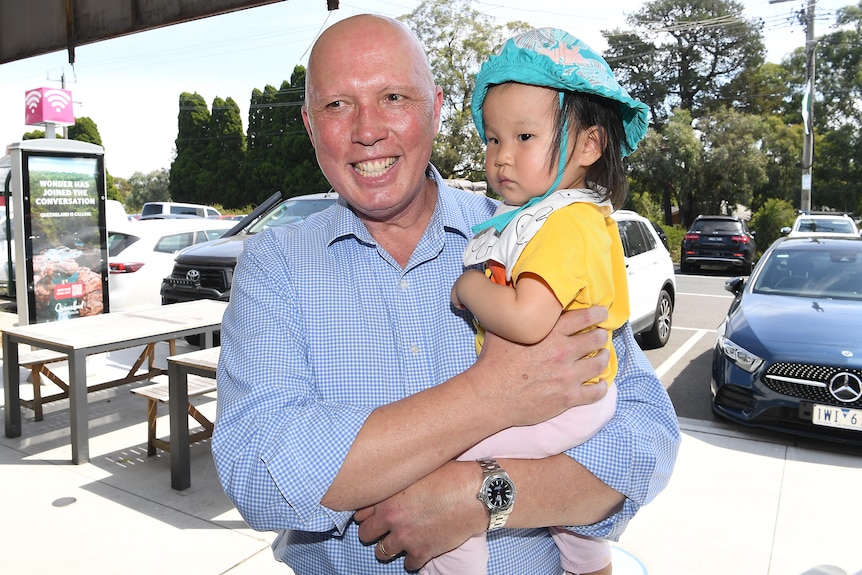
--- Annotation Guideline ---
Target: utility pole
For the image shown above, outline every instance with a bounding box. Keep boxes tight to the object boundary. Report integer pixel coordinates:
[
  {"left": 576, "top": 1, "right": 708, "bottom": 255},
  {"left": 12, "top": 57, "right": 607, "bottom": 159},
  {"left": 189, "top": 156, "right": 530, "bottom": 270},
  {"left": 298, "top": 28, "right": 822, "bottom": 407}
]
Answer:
[
  {"left": 800, "top": 0, "right": 816, "bottom": 212},
  {"left": 770, "top": 0, "right": 816, "bottom": 212}
]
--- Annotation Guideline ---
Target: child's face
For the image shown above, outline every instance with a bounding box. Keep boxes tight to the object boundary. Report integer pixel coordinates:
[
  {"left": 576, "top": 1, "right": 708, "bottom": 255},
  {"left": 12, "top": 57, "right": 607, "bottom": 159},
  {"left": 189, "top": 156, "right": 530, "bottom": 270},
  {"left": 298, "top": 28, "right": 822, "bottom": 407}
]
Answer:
[{"left": 482, "top": 83, "right": 591, "bottom": 205}]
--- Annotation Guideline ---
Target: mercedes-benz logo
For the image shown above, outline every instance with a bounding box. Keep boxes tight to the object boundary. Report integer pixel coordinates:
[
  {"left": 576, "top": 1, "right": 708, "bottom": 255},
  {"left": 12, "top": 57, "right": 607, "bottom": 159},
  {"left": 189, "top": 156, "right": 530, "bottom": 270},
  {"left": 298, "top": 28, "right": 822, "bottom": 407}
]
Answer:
[
  {"left": 828, "top": 372, "right": 862, "bottom": 403},
  {"left": 185, "top": 269, "right": 201, "bottom": 283}
]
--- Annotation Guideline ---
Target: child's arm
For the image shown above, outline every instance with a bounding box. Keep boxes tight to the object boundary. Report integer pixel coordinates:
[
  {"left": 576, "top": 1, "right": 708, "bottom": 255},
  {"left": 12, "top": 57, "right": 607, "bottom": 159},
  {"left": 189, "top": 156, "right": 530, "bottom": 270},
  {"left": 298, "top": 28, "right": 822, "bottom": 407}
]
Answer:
[{"left": 452, "top": 269, "right": 563, "bottom": 344}]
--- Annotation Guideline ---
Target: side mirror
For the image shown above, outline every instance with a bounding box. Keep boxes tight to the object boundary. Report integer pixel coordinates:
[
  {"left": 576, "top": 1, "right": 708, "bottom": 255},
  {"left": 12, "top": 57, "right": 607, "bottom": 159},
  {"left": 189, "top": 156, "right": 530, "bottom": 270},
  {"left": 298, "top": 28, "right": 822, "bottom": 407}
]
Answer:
[
  {"left": 780, "top": 227, "right": 791, "bottom": 235},
  {"left": 724, "top": 276, "right": 745, "bottom": 295}
]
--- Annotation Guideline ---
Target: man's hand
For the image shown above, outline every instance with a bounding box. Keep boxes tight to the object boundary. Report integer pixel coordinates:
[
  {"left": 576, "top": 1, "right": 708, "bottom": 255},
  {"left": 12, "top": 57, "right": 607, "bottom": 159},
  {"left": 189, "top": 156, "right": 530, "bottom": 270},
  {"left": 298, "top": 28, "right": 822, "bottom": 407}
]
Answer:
[
  {"left": 472, "top": 306, "right": 611, "bottom": 428},
  {"left": 354, "top": 461, "right": 485, "bottom": 571}
]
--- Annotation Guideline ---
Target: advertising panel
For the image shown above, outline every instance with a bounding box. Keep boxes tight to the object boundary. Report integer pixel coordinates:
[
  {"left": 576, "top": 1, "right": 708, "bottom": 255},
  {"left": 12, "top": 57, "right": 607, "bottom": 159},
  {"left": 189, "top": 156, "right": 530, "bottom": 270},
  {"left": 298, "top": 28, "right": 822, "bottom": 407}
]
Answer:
[{"left": 21, "top": 150, "right": 108, "bottom": 323}]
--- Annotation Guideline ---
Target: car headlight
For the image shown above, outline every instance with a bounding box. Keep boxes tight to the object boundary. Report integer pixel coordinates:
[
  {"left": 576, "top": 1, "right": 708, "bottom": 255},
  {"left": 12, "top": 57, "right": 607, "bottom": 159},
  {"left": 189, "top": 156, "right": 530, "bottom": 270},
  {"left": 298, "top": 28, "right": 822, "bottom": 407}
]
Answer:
[{"left": 718, "top": 336, "right": 763, "bottom": 373}]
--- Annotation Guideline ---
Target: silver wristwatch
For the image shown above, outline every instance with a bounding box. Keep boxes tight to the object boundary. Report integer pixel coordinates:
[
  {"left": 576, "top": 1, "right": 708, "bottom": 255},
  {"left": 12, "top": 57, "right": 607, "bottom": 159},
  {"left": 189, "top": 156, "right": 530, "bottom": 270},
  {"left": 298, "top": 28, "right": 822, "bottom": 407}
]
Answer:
[{"left": 476, "top": 458, "right": 516, "bottom": 530}]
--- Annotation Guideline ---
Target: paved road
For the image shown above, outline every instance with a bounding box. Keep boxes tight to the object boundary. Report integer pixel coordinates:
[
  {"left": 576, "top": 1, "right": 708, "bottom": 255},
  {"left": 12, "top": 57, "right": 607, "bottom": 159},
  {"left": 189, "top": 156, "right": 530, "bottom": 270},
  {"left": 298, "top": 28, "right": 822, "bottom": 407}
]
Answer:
[{"left": 640, "top": 268, "right": 737, "bottom": 422}]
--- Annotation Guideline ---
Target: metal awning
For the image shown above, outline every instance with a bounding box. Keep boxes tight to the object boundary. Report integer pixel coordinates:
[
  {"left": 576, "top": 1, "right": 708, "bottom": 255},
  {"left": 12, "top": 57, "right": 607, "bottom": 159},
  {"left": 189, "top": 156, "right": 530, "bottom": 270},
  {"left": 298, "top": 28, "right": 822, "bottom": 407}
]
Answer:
[{"left": 0, "top": 0, "right": 338, "bottom": 66}]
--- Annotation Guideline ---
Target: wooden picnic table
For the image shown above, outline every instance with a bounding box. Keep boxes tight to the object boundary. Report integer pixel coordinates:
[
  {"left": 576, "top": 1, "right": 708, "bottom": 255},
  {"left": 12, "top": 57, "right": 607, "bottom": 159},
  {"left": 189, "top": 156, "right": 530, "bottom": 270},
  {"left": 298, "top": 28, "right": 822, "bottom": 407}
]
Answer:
[
  {"left": 3, "top": 299, "right": 227, "bottom": 464},
  {"left": 166, "top": 345, "right": 221, "bottom": 490}
]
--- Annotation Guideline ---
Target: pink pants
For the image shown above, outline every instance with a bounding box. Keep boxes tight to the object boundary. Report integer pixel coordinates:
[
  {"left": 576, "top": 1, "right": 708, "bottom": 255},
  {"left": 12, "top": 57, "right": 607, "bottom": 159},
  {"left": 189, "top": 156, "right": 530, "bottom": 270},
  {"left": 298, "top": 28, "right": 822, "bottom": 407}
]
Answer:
[{"left": 420, "top": 382, "right": 617, "bottom": 575}]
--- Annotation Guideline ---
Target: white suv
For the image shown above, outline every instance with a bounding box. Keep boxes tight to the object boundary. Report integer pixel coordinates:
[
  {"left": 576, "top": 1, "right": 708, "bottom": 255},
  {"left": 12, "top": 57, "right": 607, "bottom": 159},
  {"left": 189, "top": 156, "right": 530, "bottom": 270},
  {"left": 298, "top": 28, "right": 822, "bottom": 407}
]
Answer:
[
  {"left": 781, "top": 212, "right": 860, "bottom": 238},
  {"left": 612, "top": 210, "right": 676, "bottom": 348}
]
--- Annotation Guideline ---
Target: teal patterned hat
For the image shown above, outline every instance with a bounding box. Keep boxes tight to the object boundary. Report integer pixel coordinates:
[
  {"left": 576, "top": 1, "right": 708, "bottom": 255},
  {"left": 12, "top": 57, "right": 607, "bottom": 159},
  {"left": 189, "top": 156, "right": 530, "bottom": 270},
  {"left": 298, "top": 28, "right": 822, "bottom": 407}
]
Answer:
[{"left": 471, "top": 27, "right": 649, "bottom": 157}]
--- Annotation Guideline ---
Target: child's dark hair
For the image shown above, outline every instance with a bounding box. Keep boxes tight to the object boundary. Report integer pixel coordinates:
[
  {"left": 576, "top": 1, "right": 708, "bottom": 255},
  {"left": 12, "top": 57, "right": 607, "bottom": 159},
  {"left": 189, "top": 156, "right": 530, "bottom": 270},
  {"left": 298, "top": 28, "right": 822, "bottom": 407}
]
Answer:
[{"left": 549, "top": 91, "right": 629, "bottom": 209}]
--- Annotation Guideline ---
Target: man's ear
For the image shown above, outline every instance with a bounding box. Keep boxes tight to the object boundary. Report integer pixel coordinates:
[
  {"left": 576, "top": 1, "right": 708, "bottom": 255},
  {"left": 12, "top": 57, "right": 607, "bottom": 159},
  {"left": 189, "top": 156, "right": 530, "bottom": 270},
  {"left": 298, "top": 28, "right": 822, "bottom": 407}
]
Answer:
[{"left": 301, "top": 107, "right": 316, "bottom": 147}]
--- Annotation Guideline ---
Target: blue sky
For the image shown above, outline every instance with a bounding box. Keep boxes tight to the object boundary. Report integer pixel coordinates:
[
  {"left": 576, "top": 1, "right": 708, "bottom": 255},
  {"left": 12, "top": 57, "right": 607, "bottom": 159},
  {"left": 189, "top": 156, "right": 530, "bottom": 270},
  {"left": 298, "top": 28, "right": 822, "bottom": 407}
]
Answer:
[{"left": 0, "top": 0, "right": 850, "bottom": 180}]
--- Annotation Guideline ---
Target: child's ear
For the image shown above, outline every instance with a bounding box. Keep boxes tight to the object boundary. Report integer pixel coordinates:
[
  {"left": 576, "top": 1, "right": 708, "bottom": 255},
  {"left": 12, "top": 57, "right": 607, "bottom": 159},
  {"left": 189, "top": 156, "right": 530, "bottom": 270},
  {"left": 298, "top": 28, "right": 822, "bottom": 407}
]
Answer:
[{"left": 579, "top": 126, "right": 605, "bottom": 167}]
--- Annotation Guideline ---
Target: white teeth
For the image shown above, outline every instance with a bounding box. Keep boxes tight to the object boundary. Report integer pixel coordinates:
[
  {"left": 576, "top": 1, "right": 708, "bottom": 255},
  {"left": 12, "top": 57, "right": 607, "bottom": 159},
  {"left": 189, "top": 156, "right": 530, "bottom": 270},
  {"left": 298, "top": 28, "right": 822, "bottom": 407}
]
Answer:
[{"left": 354, "top": 157, "right": 396, "bottom": 177}]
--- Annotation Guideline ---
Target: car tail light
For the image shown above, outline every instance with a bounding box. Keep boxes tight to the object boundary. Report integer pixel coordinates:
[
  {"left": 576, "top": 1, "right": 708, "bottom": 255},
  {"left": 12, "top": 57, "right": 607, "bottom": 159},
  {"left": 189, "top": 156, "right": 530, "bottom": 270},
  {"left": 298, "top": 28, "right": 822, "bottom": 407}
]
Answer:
[
  {"left": 730, "top": 234, "right": 750, "bottom": 244},
  {"left": 684, "top": 233, "right": 700, "bottom": 241},
  {"left": 109, "top": 262, "right": 145, "bottom": 274}
]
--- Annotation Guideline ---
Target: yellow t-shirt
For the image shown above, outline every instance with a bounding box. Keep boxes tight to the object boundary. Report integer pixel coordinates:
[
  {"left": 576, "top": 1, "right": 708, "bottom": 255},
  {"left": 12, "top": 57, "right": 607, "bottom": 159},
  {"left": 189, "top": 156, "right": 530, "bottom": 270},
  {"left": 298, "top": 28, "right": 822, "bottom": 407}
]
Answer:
[{"left": 479, "top": 201, "right": 629, "bottom": 385}]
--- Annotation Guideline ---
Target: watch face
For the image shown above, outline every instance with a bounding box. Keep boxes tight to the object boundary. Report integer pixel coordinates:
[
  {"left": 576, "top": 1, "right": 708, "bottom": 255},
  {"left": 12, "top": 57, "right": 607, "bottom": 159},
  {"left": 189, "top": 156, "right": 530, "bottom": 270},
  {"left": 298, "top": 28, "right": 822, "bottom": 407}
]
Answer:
[{"left": 486, "top": 477, "right": 514, "bottom": 509}]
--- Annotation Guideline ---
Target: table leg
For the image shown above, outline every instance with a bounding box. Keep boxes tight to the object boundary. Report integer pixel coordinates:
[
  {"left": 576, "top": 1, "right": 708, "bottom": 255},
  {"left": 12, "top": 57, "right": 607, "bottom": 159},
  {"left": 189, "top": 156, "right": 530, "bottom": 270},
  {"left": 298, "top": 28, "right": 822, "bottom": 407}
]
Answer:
[
  {"left": 68, "top": 351, "right": 89, "bottom": 464},
  {"left": 3, "top": 333, "right": 21, "bottom": 438},
  {"left": 169, "top": 360, "right": 191, "bottom": 490}
]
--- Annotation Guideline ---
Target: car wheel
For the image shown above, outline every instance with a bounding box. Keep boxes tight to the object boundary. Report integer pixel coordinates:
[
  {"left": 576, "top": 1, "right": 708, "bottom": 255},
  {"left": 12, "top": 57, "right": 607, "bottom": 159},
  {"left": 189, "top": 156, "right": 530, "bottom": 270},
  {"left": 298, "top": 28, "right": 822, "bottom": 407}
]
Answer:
[{"left": 640, "top": 289, "right": 673, "bottom": 348}]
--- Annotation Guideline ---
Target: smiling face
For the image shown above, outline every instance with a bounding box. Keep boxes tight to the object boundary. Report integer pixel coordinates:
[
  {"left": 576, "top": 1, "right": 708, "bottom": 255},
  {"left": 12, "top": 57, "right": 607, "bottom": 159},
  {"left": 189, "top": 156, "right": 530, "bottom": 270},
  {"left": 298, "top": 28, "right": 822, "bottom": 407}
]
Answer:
[
  {"left": 481, "top": 82, "right": 597, "bottom": 206},
  {"left": 302, "top": 15, "right": 443, "bottom": 225}
]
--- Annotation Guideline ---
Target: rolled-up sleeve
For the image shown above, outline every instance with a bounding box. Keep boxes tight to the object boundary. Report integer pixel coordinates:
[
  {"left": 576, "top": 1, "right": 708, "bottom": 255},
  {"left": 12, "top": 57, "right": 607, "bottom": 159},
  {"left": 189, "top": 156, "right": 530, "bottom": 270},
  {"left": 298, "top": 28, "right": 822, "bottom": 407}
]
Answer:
[{"left": 566, "top": 323, "right": 681, "bottom": 540}]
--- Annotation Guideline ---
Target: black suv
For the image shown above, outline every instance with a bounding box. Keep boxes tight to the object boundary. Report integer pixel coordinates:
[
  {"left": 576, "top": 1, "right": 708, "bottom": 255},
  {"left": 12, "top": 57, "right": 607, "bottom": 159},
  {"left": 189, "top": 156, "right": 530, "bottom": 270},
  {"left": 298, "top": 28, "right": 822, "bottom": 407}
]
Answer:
[
  {"left": 160, "top": 191, "right": 338, "bottom": 305},
  {"left": 680, "top": 215, "right": 756, "bottom": 274}
]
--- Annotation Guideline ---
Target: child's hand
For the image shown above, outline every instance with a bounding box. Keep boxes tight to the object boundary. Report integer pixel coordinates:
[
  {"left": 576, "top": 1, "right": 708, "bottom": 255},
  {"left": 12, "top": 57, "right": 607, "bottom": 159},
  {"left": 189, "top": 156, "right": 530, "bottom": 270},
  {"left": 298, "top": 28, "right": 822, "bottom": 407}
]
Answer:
[{"left": 451, "top": 278, "right": 466, "bottom": 310}]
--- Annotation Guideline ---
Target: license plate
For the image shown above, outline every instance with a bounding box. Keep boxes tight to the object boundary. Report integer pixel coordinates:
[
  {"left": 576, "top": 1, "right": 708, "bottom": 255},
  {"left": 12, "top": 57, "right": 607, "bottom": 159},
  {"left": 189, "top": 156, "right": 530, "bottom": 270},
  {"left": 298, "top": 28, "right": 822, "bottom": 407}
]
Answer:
[
  {"left": 707, "top": 237, "right": 723, "bottom": 242},
  {"left": 813, "top": 404, "right": 862, "bottom": 431}
]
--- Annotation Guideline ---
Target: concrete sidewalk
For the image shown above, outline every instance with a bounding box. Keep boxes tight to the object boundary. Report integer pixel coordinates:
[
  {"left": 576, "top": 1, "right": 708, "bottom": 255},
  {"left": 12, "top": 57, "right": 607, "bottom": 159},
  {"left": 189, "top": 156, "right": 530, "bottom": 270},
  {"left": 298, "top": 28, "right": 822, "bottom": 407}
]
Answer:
[{"left": 1, "top": 311, "right": 860, "bottom": 574}]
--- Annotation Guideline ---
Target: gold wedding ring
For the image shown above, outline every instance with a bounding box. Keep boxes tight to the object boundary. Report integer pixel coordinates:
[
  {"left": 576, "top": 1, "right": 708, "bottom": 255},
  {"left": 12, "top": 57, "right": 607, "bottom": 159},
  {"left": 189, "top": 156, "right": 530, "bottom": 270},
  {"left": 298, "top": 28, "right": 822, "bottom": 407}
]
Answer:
[{"left": 378, "top": 539, "right": 397, "bottom": 559}]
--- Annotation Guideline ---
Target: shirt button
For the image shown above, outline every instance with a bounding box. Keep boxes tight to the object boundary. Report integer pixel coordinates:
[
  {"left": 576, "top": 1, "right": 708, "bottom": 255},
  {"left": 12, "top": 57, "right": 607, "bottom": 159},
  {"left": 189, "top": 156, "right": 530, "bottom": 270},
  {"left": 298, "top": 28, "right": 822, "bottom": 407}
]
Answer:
[
  {"left": 399, "top": 279, "right": 409, "bottom": 290},
  {"left": 410, "top": 344, "right": 419, "bottom": 354}
]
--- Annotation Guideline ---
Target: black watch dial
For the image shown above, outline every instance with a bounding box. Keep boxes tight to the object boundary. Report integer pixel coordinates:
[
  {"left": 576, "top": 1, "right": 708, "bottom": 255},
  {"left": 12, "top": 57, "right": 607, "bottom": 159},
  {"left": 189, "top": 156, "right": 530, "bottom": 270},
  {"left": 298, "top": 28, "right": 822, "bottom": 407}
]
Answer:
[{"left": 486, "top": 477, "right": 514, "bottom": 508}]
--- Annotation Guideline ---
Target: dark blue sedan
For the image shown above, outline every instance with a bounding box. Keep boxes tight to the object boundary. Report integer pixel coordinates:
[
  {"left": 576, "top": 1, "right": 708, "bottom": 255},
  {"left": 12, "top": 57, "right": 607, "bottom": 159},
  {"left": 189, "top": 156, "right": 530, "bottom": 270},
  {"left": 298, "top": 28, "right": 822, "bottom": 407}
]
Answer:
[{"left": 711, "top": 236, "right": 862, "bottom": 444}]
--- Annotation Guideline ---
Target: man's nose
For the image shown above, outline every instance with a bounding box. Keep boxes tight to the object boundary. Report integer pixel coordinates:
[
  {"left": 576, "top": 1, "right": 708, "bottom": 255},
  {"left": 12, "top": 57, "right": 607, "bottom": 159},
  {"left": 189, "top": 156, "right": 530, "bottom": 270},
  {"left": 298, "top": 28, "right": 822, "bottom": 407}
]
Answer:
[{"left": 352, "top": 104, "right": 388, "bottom": 145}]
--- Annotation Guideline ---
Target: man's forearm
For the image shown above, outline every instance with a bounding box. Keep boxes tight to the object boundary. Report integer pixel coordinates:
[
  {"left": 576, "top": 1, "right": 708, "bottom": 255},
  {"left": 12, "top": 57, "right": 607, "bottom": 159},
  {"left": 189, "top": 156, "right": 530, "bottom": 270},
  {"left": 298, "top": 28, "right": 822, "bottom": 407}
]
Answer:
[
  {"left": 322, "top": 368, "right": 502, "bottom": 511},
  {"left": 324, "top": 312, "right": 611, "bottom": 512},
  {"left": 503, "top": 454, "right": 624, "bottom": 529}
]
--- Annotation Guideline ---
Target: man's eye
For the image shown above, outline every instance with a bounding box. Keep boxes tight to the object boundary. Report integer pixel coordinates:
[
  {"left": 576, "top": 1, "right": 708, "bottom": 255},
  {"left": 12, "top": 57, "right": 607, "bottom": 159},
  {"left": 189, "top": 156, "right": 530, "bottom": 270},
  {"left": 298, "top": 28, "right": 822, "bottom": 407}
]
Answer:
[
  {"left": 326, "top": 101, "right": 343, "bottom": 109},
  {"left": 386, "top": 94, "right": 403, "bottom": 102}
]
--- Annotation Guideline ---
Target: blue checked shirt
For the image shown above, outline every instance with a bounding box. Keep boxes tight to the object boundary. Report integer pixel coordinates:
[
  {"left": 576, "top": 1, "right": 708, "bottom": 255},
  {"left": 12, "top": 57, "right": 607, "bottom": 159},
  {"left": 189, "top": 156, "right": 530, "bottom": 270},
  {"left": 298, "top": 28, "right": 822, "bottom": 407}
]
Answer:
[{"left": 212, "top": 167, "right": 680, "bottom": 575}]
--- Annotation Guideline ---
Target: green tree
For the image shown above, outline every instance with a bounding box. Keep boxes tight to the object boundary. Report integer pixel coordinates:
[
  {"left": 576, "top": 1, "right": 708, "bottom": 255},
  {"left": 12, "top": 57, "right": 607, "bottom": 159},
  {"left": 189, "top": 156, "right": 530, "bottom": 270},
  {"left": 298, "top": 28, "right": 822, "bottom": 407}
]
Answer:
[
  {"left": 697, "top": 108, "right": 768, "bottom": 215},
  {"left": 113, "top": 176, "right": 132, "bottom": 205},
  {"left": 604, "top": 0, "right": 765, "bottom": 126},
  {"left": 811, "top": 2, "right": 862, "bottom": 131},
  {"left": 629, "top": 108, "right": 702, "bottom": 225},
  {"left": 750, "top": 198, "right": 796, "bottom": 254},
  {"left": 241, "top": 66, "right": 328, "bottom": 205},
  {"left": 815, "top": 125, "right": 861, "bottom": 212},
  {"left": 205, "top": 96, "right": 246, "bottom": 207},
  {"left": 67, "top": 117, "right": 102, "bottom": 145},
  {"left": 400, "top": 0, "right": 529, "bottom": 179},
  {"left": 127, "top": 169, "right": 170, "bottom": 210},
  {"left": 725, "top": 62, "right": 794, "bottom": 117},
  {"left": 756, "top": 115, "right": 803, "bottom": 210},
  {"left": 170, "top": 92, "right": 211, "bottom": 203}
]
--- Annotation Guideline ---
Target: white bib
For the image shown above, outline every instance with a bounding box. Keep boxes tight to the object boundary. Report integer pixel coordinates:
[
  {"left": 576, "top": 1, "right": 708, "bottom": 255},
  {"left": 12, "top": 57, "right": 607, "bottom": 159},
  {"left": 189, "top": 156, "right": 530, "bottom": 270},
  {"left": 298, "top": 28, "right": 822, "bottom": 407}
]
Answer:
[{"left": 463, "top": 189, "right": 611, "bottom": 282}]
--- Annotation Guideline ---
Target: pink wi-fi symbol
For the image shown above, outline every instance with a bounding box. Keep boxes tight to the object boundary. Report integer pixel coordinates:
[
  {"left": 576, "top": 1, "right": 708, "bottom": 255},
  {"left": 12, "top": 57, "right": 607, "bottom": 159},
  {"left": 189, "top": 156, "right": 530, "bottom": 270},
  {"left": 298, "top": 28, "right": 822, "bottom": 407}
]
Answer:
[
  {"left": 25, "top": 90, "right": 42, "bottom": 113},
  {"left": 44, "top": 89, "right": 72, "bottom": 112}
]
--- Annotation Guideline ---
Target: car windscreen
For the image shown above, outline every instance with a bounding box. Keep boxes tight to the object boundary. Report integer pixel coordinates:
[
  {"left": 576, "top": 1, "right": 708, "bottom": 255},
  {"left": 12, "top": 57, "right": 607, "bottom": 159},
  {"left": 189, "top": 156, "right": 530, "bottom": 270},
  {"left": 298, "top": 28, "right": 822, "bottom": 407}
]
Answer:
[
  {"left": 752, "top": 248, "right": 862, "bottom": 300},
  {"left": 249, "top": 199, "right": 337, "bottom": 233},
  {"left": 796, "top": 218, "right": 856, "bottom": 234},
  {"left": 692, "top": 220, "right": 742, "bottom": 234},
  {"left": 140, "top": 204, "right": 161, "bottom": 217}
]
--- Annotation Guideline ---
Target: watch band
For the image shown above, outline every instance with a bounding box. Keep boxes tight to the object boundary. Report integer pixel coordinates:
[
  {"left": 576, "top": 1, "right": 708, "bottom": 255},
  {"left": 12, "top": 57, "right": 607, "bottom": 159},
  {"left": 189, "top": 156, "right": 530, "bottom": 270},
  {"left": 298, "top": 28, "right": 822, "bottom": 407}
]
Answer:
[
  {"left": 478, "top": 457, "right": 503, "bottom": 475},
  {"left": 477, "top": 457, "right": 515, "bottom": 530}
]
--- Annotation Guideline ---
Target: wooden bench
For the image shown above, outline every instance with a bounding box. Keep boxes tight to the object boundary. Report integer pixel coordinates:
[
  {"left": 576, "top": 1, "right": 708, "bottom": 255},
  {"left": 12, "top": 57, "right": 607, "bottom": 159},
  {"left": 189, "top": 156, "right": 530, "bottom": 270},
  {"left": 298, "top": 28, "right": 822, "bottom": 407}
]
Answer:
[
  {"left": 131, "top": 375, "right": 217, "bottom": 456},
  {"left": 18, "top": 349, "right": 69, "bottom": 422},
  {"left": 17, "top": 341, "right": 172, "bottom": 422}
]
